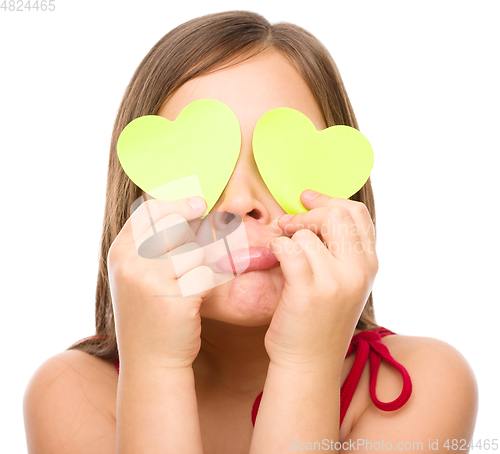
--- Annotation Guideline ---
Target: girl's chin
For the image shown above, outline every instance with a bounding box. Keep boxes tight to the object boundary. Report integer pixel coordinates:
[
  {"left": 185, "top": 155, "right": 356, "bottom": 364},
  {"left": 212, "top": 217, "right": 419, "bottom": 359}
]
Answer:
[{"left": 199, "top": 268, "right": 283, "bottom": 326}]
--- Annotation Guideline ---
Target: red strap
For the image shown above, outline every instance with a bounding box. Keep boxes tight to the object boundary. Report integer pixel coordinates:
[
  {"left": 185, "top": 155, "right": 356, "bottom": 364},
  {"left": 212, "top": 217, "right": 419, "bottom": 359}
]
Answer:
[
  {"left": 251, "top": 327, "right": 412, "bottom": 427},
  {"left": 106, "top": 328, "right": 412, "bottom": 428},
  {"left": 251, "top": 391, "right": 263, "bottom": 426},
  {"left": 339, "top": 328, "right": 412, "bottom": 426}
]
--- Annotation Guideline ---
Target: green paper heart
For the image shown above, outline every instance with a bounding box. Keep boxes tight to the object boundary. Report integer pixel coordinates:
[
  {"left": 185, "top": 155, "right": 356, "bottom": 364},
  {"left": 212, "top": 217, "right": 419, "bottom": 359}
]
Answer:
[
  {"left": 252, "top": 107, "right": 374, "bottom": 214},
  {"left": 116, "top": 99, "right": 241, "bottom": 217}
]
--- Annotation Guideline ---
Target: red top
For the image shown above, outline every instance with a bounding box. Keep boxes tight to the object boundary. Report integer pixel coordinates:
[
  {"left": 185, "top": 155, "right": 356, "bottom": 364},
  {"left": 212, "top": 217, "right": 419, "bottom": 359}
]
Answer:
[{"left": 109, "top": 326, "right": 412, "bottom": 427}]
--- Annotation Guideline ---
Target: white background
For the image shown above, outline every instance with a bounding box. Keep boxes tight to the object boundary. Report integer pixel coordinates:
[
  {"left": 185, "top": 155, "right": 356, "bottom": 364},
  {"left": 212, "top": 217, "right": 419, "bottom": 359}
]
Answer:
[{"left": 1, "top": 0, "right": 499, "bottom": 450}]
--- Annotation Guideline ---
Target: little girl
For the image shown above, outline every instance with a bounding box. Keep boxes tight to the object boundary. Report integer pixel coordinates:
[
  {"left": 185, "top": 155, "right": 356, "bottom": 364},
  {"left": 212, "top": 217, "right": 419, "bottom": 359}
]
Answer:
[{"left": 23, "top": 10, "right": 478, "bottom": 453}]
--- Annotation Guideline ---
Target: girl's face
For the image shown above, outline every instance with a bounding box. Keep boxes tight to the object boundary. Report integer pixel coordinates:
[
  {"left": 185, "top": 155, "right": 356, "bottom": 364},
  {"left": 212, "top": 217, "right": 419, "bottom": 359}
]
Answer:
[{"left": 158, "top": 48, "right": 326, "bottom": 326}]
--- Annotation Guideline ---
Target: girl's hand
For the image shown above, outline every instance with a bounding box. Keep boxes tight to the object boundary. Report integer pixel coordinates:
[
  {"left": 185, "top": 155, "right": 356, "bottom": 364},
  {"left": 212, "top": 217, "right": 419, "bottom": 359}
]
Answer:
[
  {"left": 265, "top": 190, "right": 378, "bottom": 372},
  {"left": 107, "top": 196, "right": 214, "bottom": 369}
]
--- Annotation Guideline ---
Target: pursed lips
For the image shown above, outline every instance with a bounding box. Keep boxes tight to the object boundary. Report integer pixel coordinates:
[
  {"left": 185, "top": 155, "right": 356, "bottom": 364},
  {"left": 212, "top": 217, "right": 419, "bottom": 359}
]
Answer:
[{"left": 213, "top": 246, "right": 279, "bottom": 273}]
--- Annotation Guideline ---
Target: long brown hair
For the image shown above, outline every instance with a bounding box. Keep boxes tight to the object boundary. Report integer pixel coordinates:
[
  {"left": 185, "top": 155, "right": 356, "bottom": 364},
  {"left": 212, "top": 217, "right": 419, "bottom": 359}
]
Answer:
[{"left": 67, "top": 10, "right": 378, "bottom": 360}]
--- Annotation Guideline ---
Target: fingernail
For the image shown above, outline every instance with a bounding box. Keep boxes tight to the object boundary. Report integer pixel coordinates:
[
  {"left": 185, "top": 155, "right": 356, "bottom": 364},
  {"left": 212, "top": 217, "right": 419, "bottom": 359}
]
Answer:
[
  {"left": 188, "top": 197, "right": 205, "bottom": 210},
  {"left": 279, "top": 214, "right": 293, "bottom": 223},
  {"left": 303, "top": 190, "right": 319, "bottom": 200}
]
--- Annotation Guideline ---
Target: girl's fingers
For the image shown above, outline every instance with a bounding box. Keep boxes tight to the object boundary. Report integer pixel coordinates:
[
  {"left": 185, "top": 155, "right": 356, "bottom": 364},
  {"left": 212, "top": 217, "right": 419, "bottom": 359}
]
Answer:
[
  {"left": 126, "top": 196, "right": 206, "bottom": 249},
  {"left": 167, "top": 242, "right": 206, "bottom": 278},
  {"left": 136, "top": 214, "right": 197, "bottom": 258},
  {"left": 278, "top": 192, "right": 377, "bottom": 266},
  {"left": 284, "top": 228, "right": 334, "bottom": 281},
  {"left": 177, "top": 265, "right": 216, "bottom": 298},
  {"left": 270, "top": 234, "right": 314, "bottom": 293},
  {"left": 279, "top": 205, "right": 362, "bottom": 265},
  {"left": 302, "top": 192, "right": 376, "bottom": 252}
]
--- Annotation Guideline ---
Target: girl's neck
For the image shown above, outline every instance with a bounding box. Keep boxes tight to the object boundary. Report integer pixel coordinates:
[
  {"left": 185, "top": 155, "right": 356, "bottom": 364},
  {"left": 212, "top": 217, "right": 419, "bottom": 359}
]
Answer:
[
  {"left": 192, "top": 318, "right": 363, "bottom": 397},
  {"left": 193, "top": 318, "right": 270, "bottom": 397}
]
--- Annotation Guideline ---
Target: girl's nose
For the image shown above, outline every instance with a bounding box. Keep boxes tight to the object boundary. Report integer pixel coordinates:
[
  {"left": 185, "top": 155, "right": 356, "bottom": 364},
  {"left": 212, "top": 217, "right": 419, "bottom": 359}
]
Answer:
[
  {"left": 215, "top": 179, "right": 268, "bottom": 224},
  {"left": 213, "top": 153, "right": 272, "bottom": 225}
]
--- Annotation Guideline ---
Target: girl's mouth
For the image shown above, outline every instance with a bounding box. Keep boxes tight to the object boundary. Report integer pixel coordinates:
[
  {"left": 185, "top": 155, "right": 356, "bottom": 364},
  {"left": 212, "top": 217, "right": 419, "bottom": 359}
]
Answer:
[{"left": 214, "top": 247, "right": 279, "bottom": 273}]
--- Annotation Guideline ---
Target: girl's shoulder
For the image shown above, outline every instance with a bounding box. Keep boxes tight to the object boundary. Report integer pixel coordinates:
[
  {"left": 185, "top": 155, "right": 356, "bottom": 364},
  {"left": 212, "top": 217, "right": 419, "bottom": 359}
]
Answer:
[
  {"left": 29, "top": 348, "right": 118, "bottom": 389},
  {"left": 379, "top": 331, "right": 476, "bottom": 384},
  {"left": 348, "top": 328, "right": 476, "bottom": 407},
  {"left": 345, "top": 331, "right": 478, "bottom": 443},
  {"left": 376, "top": 332, "right": 478, "bottom": 409},
  {"left": 24, "top": 350, "right": 117, "bottom": 452}
]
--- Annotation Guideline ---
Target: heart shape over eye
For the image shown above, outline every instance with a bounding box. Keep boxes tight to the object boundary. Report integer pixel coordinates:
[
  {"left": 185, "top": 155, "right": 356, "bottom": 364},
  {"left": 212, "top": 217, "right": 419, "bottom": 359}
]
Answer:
[
  {"left": 252, "top": 107, "right": 374, "bottom": 214},
  {"left": 116, "top": 99, "right": 241, "bottom": 217}
]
